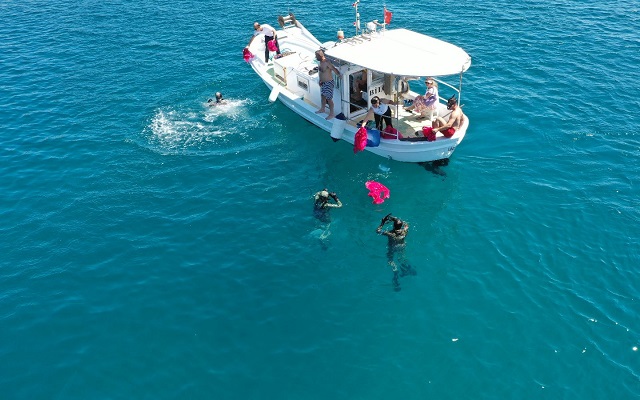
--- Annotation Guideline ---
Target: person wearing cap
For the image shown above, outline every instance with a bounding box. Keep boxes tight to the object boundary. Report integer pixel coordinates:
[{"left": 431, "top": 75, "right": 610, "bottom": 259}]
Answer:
[
  {"left": 404, "top": 77, "right": 439, "bottom": 120},
  {"left": 314, "top": 189, "right": 342, "bottom": 210},
  {"left": 363, "top": 96, "right": 396, "bottom": 131},
  {"left": 432, "top": 95, "right": 465, "bottom": 138},
  {"left": 207, "top": 92, "right": 227, "bottom": 106},
  {"left": 248, "top": 22, "right": 281, "bottom": 62}
]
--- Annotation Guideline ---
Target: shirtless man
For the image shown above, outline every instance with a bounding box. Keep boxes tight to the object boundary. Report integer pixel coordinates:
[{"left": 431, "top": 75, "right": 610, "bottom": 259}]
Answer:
[
  {"left": 433, "top": 95, "right": 465, "bottom": 138},
  {"left": 314, "top": 50, "right": 340, "bottom": 120}
]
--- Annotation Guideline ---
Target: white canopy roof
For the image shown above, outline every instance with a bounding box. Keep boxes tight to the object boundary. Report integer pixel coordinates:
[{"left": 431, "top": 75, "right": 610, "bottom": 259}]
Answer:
[{"left": 326, "top": 28, "right": 471, "bottom": 77}]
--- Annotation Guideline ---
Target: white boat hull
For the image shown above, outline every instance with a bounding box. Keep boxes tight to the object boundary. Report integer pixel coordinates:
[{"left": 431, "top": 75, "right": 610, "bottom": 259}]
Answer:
[{"left": 245, "top": 15, "right": 471, "bottom": 163}]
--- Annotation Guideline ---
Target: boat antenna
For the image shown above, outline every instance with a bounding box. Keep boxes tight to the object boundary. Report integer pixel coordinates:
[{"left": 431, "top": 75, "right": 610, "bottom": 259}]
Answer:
[{"left": 352, "top": 0, "right": 361, "bottom": 36}]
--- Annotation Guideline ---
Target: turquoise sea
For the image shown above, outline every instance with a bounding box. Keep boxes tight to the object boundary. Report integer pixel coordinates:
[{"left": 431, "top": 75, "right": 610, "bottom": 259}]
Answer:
[{"left": 2, "top": 0, "right": 639, "bottom": 398}]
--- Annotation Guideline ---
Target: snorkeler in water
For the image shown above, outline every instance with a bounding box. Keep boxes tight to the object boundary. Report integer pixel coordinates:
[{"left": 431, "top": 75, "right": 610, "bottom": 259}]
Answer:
[
  {"left": 207, "top": 92, "right": 227, "bottom": 106},
  {"left": 312, "top": 189, "right": 342, "bottom": 249},
  {"left": 377, "top": 213, "right": 415, "bottom": 291},
  {"left": 314, "top": 189, "right": 342, "bottom": 210}
]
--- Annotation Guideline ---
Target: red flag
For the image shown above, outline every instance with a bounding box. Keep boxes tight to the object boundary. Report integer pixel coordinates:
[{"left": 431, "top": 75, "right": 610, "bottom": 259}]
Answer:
[{"left": 384, "top": 8, "right": 392, "bottom": 24}]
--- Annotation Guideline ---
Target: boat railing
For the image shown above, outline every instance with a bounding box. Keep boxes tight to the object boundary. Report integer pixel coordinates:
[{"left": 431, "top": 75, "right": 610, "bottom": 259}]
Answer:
[{"left": 434, "top": 78, "right": 462, "bottom": 106}]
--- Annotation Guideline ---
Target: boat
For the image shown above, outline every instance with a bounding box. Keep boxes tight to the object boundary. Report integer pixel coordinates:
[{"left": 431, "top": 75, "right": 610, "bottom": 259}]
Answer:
[{"left": 244, "top": 5, "right": 471, "bottom": 163}]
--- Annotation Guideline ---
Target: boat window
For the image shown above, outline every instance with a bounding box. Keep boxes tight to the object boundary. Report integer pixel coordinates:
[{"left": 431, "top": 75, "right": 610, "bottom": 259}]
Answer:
[
  {"left": 371, "top": 71, "right": 385, "bottom": 81},
  {"left": 349, "top": 69, "right": 367, "bottom": 106}
]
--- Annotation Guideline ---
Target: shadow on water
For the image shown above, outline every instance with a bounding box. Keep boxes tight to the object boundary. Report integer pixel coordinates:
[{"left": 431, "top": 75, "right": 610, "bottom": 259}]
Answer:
[
  {"left": 312, "top": 207, "right": 332, "bottom": 251},
  {"left": 392, "top": 263, "right": 417, "bottom": 292},
  {"left": 417, "top": 158, "right": 449, "bottom": 176},
  {"left": 386, "top": 239, "right": 417, "bottom": 292}
]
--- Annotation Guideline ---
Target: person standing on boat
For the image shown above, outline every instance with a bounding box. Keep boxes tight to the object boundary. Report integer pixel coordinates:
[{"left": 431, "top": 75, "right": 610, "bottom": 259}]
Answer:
[
  {"left": 404, "top": 78, "right": 439, "bottom": 120},
  {"left": 314, "top": 50, "right": 340, "bottom": 120},
  {"left": 376, "top": 213, "right": 415, "bottom": 291},
  {"left": 248, "top": 22, "right": 281, "bottom": 62},
  {"left": 364, "top": 96, "right": 396, "bottom": 131},
  {"left": 432, "top": 95, "right": 465, "bottom": 138}
]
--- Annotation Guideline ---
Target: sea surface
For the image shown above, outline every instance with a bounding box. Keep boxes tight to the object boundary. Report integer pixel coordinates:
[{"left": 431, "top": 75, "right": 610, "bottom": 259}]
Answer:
[{"left": 1, "top": 0, "right": 639, "bottom": 398}]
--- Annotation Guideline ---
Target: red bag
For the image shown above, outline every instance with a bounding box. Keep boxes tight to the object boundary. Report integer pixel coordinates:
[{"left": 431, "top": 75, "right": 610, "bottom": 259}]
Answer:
[
  {"left": 243, "top": 47, "right": 255, "bottom": 62},
  {"left": 354, "top": 126, "right": 368, "bottom": 153},
  {"left": 422, "top": 126, "right": 436, "bottom": 142},
  {"left": 381, "top": 126, "right": 399, "bottom": 139}
]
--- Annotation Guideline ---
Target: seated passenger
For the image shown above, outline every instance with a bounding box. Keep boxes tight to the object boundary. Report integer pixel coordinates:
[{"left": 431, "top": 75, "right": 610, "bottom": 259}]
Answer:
[
  {"left": 405, "top": 77, "right": 439, "bottom": 120},
  {"left": 364, "top": 96, "right": 396, "bottom": 131},
  {"left": 432, "top": 96, "right": 464, "bottom": 138},
  {"left": 351, "top": 70, "right": 367, "bottom": 101}
]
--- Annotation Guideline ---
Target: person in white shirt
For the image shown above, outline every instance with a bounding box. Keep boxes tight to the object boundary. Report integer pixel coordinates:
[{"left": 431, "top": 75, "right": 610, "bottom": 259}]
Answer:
[
  {"left": 364, "top": 96, "right": 396, "bottom": 130},
  {"left": 248, "top": 22, "right": 281, "bottom": 62}
]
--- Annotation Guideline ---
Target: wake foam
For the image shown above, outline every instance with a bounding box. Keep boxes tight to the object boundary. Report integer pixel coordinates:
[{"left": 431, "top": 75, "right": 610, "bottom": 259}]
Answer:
[{"left": 142, "top": 99, "right": 256, "bottom": 155}]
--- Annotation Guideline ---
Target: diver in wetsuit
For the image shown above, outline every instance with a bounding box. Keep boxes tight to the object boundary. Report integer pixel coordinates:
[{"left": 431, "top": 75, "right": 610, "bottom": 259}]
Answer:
[
  {"left": 313, "top": 189, "right": 342, "bottom": 223},
  {"left": 377, "top": 213, "right": 415, "bottom": 291},
  {"left": 312, "top": 189, "right": 342, "bottom": 250},
  {"left": 314, "top": 189, "right": 342, "bottom": 209}
]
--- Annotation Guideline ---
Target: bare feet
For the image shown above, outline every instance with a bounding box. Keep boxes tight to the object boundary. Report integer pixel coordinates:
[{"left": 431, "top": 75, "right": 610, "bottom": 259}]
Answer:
[
  {"left": 326, "top": 114, "right": 335, "bottom": 120},
  {"left": 315, "top": 109, "right": 326, "bottom": 114}
]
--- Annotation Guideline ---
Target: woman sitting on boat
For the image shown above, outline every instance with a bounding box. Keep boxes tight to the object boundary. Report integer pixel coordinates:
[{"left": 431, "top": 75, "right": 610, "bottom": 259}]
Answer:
[
  {"left": 405, "top": 78, "right": 439, "bottom": 120},
  {"left": 364, "top": 96, "right": 396, "bottom": 131}
]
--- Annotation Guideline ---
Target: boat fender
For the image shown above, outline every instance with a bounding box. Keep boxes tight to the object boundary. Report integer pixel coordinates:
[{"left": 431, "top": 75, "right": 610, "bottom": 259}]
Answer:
[
  {"left": 268, "top": 86, "right": 279, "bottom": 102},
  {"left": 330, "top": 113, "right": 347, "bottom": 142}
]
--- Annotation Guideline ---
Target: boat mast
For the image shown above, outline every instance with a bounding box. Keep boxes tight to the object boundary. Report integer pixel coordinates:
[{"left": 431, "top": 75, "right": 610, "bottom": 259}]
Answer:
[{"left": 352, "top": 0, "right": 361, "bottom": 36}]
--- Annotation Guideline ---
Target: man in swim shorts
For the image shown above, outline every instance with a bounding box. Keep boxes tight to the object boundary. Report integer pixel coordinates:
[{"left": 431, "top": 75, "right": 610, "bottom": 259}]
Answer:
[
  {"left": 433, "top": 95, "right": 464, "bottom": 138},
  {"left": 314, "top": 50, "right": 340, "bottom": 120}
]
